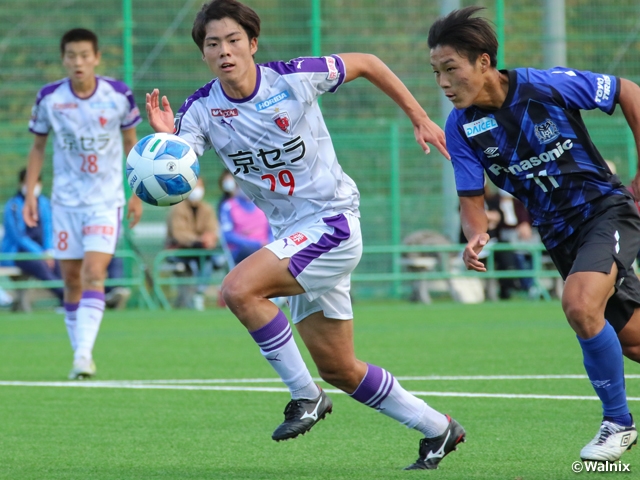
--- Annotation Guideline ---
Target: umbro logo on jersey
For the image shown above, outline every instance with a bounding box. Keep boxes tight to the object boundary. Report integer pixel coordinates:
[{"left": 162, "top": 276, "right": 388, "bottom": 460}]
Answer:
[
  {"left": 463, "top": 117, "right": 498, "bottom": 137},
  {"left": 211, "top": 108, "right": 238, "bottom": 118},
  {"left": 484, "top": 147, "right": 500, "bottom": 158}
]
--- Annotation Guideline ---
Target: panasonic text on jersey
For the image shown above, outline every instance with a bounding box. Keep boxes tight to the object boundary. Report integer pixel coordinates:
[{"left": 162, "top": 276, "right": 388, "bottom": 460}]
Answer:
[{"left": 488, "top": 139, "right": 573, "bottom": 176}]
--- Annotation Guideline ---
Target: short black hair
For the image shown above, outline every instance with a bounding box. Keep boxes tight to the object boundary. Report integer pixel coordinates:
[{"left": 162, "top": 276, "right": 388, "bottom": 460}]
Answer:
[
  {"left": 192, "top": 0, "right": 261, "bottom": 53},
  {"left": 428, "top": 6, "right": 498, "bottom": 68},
  {"left": 60, "top": 28, "right": 99, "bottom": 56},
  {"left": 19, "top": 168, "right": 41, "bottom": 184}
]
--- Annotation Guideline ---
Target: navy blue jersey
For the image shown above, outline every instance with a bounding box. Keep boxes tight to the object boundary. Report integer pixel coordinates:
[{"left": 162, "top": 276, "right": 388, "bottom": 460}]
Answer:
[{"left": 446, "top": 67, "right": 625, "bottom": 248}]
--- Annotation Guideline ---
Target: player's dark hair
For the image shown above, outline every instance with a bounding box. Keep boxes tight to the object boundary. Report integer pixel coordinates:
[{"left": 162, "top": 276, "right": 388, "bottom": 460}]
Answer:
[
  {"left": 60, "top": 28, "right": 99, "bottom": 55},
  {"left": 428, "top": 6, "right": 498, "bottom": 68},
  {"left": 192, "top": 0, "right": 261, "bottom": 53},
  {"left": 18, "top": 168, "right": 41, "bottom": 184}
]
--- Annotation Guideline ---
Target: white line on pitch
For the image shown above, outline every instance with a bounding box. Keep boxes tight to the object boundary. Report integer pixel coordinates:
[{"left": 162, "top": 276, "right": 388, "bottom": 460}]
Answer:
[
  {"left": 53, "top": 374, "right": 640, "bottom": 384},
  {"left": 0, "top": 381, "right": 639, "bottom": 402}
]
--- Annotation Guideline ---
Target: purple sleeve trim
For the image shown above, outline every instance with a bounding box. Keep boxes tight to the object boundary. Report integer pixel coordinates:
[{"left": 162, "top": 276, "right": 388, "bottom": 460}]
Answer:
[
  {"left": 34, "top": 79, "right": 65, "bottom": 106},
  {"left": 29, "top": 128, "right": 49, "bottom": 136},
  {"left": 175, "top": 79, "right": 217, "bottom": 133},
  {"left": 261, "top": 55, "right": 346, "bottom": 93}
]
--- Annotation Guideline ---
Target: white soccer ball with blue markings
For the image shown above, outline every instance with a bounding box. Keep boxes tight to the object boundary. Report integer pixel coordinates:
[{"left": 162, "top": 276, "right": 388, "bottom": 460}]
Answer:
[{"left": 126, "top": 133, "right": 199, "bottom": 206}]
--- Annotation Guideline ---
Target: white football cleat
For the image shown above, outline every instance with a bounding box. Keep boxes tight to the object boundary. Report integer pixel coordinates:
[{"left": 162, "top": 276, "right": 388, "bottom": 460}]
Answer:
[
  {"left": 68, "top": 357, "right": 97, "bottom": 380},
  {"left": 580, "top": 419, "right": 637, "bottom": 462}
]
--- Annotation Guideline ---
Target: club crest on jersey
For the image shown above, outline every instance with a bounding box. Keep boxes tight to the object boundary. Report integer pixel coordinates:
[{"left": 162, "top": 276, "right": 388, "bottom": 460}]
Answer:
[
  {"left": 273, "top": 112, "right": 291, "bottom": 133},
  {"left": 99, "top": 116, "right": 108, "bottom": 127},
  {"left": 463, "top": 117, "right": 498, "bottom": 137},
  {"left": 534, "top": 119, "right": 560, "bottom": 144}
]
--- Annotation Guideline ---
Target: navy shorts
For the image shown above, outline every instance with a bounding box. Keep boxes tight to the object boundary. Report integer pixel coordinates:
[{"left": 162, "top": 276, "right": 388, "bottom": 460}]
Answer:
[{"left": 548, "top": 193, "right": 640, "bottom": 333}]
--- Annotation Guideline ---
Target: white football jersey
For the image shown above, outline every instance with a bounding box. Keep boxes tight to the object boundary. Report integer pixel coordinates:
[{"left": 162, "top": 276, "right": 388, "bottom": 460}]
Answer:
[
  {"left": 174, "top": 55, "right": 360, "bottom": 239},
  {"left": 29, "top": 76, "right": 142, "bottom": 211}
]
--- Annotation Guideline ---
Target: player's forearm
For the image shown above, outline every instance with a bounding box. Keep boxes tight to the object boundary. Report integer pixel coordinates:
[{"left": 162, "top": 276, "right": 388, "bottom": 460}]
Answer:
[
  {"left": 619, "top": 78, "right": 640, "bottom": 168},
  {"left": 25, "top": 141, "right": 45, "bottom": 197},
  {"left": 460, "top": 198, "right": 489, "bottom": 242}
]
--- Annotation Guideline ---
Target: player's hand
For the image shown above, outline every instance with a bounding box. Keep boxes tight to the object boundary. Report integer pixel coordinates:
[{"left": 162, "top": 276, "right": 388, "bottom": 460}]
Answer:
[
  {"left": 22, "top": 195, "right": 39, "bottom": 227},
  {"left": 413, "top": 117, "right": 450, "bottom": 160},
  {"left": 127, "top": 195, "right": 143, "bottom": 228},
  {"left": 146, "top": 89, "right": 175, "bottom": 133},
  {"left": 462, "top": 233, "right": 490, "bottom": 272}
]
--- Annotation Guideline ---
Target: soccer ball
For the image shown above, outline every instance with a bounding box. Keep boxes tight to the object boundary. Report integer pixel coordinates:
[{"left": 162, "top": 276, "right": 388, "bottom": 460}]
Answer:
[{"left": 126, "top": 133, "right": 200, "bottom": 206}]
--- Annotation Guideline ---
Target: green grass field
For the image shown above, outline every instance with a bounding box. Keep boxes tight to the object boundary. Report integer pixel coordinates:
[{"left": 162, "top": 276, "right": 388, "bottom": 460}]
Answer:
[{"left": 1, "top": 301, "right": 639, "bottom": 479}]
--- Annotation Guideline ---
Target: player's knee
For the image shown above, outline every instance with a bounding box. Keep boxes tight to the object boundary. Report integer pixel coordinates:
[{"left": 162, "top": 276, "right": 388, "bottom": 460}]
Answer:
[
  {"left": 562, "top": 298, "right": 594, "bottom": 325},
  {"left": 220, "top": 274, "right": 252, "bottom": 307}
]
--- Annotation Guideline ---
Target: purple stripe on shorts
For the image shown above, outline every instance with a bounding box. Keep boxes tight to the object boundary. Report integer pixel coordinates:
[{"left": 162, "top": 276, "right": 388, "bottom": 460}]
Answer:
[
  {"left": 350, "top": 364, "right": 394, "bottom": 407},
  {"left": 288, "top": 214, "right": 350, "bottom": 278},
  {"left": 82, "top": 291, "right": 105, "bottom": 302},
  {"left": 249, "top": 309, "right": 289, "bottom": 344},
  {"left": 64, "top": 302, "right": 79, "bottom": 312}
]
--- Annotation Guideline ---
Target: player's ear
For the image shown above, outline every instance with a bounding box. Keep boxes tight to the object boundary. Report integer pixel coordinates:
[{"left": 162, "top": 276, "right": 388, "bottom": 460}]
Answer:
[
  {"left": 95, "top": 50, "right": 102, "bottom": 66},
  {"left": 250, "top": 37, "right": 258, "bottom": 57}
]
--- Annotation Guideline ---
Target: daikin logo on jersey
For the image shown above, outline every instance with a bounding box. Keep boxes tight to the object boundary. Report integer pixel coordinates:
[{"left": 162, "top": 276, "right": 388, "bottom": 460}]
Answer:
[
  {"left": 463, "top": 117, "right": 498, "bottom": 137},
  {"left": 488, "top": 139, "right": 574, "bottom": 176}
]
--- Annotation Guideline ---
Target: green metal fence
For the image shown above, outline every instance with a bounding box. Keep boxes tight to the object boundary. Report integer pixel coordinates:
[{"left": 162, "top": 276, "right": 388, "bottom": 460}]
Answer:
[{"left": 1, "top": 0, "right": 639, "bottom": 301}]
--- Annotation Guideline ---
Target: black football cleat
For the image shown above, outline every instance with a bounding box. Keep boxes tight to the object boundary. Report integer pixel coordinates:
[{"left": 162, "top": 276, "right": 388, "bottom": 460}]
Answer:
[
  {"left": 404, "top": 415, "right": 466, "bottom": 470},
  {"left": 272, "top": 388, "right": 333, "bottom": 441}
]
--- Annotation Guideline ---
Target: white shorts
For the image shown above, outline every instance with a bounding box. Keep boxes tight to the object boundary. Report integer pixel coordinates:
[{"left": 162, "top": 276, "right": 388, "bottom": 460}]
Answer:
[
  {"left": 52, "top": 206, "right": 122, "bottom": 259},
  {"left": 265, "top": 212, "right": 362, "bottom": 324}
]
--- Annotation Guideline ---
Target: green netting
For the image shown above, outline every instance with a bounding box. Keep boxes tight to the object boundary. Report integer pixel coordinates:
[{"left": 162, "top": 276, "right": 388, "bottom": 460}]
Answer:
[{"left": 1, "top": 0, "right": 639, "bottom": 299}]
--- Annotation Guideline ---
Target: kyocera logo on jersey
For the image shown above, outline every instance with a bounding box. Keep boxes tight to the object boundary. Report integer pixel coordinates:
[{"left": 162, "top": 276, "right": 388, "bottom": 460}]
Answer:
[
  {"left": 595, "top": 75, "right": 612, "bottom": 103},
  {"left": 256, "top": 90, "right": 290, "bottom": 111},
  {"left": 464, "top": 117, "right": 498, "bottom": 137},
  {"left": 325, "top": 56, "right": 339, "bottom": 81},
  {"left": 211, "top": 108, "right": 239, "bottom": 118},
  {"left": 488, "top": 139, "right": 574, "bottom": 176}
]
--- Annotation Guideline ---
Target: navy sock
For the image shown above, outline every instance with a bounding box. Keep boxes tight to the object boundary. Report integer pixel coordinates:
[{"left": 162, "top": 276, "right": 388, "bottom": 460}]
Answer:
[{"left": 578, "top": 321, "right": 631, "bottom": 425}]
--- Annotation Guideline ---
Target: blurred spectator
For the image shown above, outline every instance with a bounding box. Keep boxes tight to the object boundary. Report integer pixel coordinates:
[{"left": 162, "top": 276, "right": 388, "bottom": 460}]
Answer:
[
  {"left": 1, "top": 168, "right": 64, "bottom": 305},
  {"left": 166, "top": 177, "right": 219, "bottom": 309},
  {"left": 218, "top": 170, "right": 273, "bottom": 265}
]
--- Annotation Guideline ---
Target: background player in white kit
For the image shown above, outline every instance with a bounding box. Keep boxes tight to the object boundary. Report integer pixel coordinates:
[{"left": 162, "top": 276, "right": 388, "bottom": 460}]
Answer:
[
  {"left": 147, "top": 0, "right": 464, "bottom": 469},
  {"left": 23, "top": 28, "right": 143, "bottom": 379}
]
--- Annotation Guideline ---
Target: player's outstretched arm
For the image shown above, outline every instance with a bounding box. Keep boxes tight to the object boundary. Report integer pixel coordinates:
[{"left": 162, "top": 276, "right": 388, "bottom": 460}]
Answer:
[
  {"left": 338, "top": 53, "right": 449, "bottom": 159},
  {"left": 459, "top": 195, "right": 490, "bottom": 272},
  {"left": 22, "top": 134, "right": 48, "bottom": 227},
  {"left": 146, "top": 89, "right": 175, "bottom": 134},
  {"left": 619, "top": 79, "right": 640, "bottom": 199}
]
